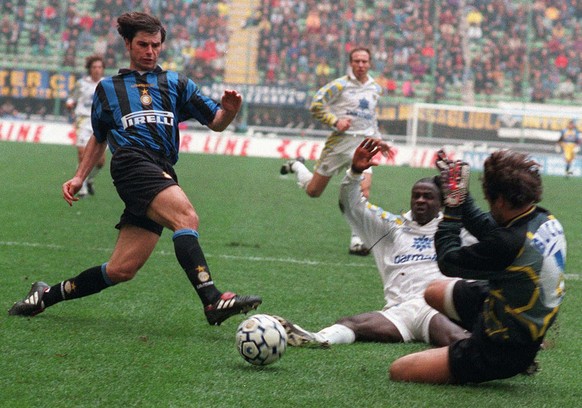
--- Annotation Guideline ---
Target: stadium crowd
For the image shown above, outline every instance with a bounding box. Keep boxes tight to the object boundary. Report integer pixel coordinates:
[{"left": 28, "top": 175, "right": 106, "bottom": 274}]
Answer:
[
  {"left": 1, "top": 0, "right": 581, "bottom": 121},
  {"left": 251, "top": 0, "right": 581, "bottom": 103}
]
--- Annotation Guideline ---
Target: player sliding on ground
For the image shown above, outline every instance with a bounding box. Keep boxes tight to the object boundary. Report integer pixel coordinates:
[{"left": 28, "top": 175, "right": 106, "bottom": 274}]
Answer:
[
  {"left": 276, "top": 138, "right": 474, "bottom": 348},
  {"left": 389, "top": 149, "right": 566, "bottom": 384}
]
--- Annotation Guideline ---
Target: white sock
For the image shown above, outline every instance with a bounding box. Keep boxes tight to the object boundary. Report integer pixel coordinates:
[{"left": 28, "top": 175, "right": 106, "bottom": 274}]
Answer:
[
  {"left": 292, "top": 161, "right": 313, "bottom": 190},
  {"left": 316, "top": 324, "right": 356, "bottom": 345},
  {"left": 443, "top": 280, "right": 461, "bottom": 321},
  {"left": 87, "top": 166, "right": 101, "bottom": 183},
  {"left": 78, "top": 181, "right": 88, "bottom": 195}
]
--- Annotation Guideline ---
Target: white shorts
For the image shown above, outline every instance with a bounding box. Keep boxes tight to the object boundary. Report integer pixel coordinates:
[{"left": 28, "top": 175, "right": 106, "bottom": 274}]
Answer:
[
  {"left": 75, "top": 116, "right": 93, "bottom": 147},
  {"left": 314, "top": 132, "right": 375, "bottom": 177},
  {"left": 377, "top": 298, "right": 439, "bottom": 343}
]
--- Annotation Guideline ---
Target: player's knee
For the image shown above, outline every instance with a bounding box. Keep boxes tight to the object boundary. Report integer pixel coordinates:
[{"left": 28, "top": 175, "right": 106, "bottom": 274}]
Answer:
[
  {"left": 305, "top": 188, "right": 323, "bottom": 198},
  {"left": 424, "top": 281, "right": 446, "bottom": 312},
  {"left": 106, "top": 262, "right": 141, "bottom": 283},
  {"left": 388, "top": 358, "right": 407, "bottom": 382},
  {"left": 424, "top": 282, "right": 439, "bottom": 307},
  {"left": 174, "top": 207, "right": 200, "bottom": 230},
  {"left": 335, "top": 316, "right": 359, "bottom": 331}
]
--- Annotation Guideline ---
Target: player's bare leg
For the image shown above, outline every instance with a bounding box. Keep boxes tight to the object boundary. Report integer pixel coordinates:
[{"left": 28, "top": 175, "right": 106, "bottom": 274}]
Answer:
[
  {"left": 389, "top": 346, "right": 452, "bottom": 383},
  {"left": 147, "top": 185, "right": 261, "bottom": 325}
]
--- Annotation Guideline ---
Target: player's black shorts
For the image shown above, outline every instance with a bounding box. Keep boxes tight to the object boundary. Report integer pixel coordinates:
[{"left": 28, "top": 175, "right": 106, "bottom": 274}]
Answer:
[
  {"left": 448, "top": 280, "right": 540, "bottom": 383},
  {"left": 110, "top": 146, "right": 179, "bottom": 236},
  {"left": 453, "top": 280, "right": 489, "bottom": 331},
  {"left": 449, "top": 328, "right": 540, "bottom": 384}
]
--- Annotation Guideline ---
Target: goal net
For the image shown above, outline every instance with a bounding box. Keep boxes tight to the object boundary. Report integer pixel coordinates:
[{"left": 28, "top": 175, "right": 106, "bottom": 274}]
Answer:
[{"left": 406, "top": 102, "right": 581, "bottom": 150}]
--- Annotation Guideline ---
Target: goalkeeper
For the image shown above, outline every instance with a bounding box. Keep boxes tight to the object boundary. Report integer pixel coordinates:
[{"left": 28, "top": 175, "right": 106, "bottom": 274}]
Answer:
[
  {"left": 389, "top": 149, "right": 566, "bottom": 384},
  {"left": 276, "top": 138, "right": 475, "bottom": 348}
]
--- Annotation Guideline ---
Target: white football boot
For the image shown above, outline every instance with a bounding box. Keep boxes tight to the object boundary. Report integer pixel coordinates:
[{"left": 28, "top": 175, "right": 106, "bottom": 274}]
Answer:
[{"left": 272, "top": 316, "right": 330, "bottom": 348}]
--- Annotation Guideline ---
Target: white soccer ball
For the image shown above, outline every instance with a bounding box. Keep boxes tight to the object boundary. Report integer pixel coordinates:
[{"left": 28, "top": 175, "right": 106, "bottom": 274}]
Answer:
[{"left": 235, "top": 314, "right": 287, "bottom": 366}]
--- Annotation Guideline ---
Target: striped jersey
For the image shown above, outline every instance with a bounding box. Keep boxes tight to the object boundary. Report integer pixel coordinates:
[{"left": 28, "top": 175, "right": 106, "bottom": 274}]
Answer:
[
  {"left": 91, "top": 66, "right": 219, "bottom": 164},
  {"left": 310, "top": 74, "right": 382, "bottom": 136}
]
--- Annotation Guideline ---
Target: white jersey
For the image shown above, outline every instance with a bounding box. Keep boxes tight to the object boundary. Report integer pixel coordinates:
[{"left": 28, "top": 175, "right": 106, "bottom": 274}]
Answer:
[
  {"left": 310, "top": 73, "right": 382, "bottom": 136},
  {"left": 340, "top": 169, "right": 448, "bottom": 309},
  {"left": 67, "top": 75, "right": 102, "bottom": 119}
]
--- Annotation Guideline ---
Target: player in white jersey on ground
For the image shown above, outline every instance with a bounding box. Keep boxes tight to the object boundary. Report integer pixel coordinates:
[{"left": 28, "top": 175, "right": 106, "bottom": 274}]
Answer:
[
  {"left": 277, "top": 138, "right": 472, "bottom": 348},
  {"left": 280, "top": 47, "right": 383, "bottom": 256},
  {"left": 66, "top": 55, "right": 106, "bottom": 197}
]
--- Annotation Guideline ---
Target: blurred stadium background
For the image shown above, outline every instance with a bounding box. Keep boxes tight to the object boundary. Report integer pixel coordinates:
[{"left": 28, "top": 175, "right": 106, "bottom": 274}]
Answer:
[{"left": 0, "top": 0, "right": 581, "bottom": 169}]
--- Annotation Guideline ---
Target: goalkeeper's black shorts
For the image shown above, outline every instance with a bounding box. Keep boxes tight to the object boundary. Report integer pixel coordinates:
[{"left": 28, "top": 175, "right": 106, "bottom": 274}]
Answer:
[
  {"left": 448, "top": 330, "right": 541, "bottom": 384},
  {"left": 447, "top": 280, "right": 541, "bottom": 383}
]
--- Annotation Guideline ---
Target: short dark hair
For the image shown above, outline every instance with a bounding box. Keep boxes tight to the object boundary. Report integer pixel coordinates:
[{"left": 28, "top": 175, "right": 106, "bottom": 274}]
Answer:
[
  {"left": 117, "top": 12, "right": 166, "bottom": 43},
  {"left": 482, "top": 150, "right": 542, "bottom": 208},
  {"left": 414, "top": 177, "right": 442, "bottom": 204},
  {"left": 349, "top": 47, "right": 371, "bottom": 62},
  {"left": 85, "top": 54, "right": 104, "bottom": 72}
]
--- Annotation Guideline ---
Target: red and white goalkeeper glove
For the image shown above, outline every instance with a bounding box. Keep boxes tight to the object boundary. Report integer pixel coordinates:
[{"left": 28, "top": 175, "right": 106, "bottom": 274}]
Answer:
[{"left": 435, "top": 149, "right": 470, "bottom": 208}]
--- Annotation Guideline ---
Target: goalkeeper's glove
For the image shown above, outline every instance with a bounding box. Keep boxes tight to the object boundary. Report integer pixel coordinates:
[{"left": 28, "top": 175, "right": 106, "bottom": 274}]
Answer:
[{"left": 434, "top": 150, "right": 470, "bottom": 218}]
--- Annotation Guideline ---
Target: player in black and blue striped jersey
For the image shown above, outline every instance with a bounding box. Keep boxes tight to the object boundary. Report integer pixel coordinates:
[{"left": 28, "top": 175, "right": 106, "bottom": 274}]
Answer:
[{"left": 8, "top": 12, "right": 261, "bottom": 325}]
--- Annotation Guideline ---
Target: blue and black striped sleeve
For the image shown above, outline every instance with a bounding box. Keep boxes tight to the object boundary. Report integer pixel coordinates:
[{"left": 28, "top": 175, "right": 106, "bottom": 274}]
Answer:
[
  {"left": 175, "top": 74, "right": 219, "bottom": 125},
  {"left": 91, "top": 82, "right": 113, "bottom": 143}
]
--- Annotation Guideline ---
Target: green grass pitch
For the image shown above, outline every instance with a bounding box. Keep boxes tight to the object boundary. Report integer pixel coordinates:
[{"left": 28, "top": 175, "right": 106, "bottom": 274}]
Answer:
[{"left": 1, "top": 141, "right": 580, "bottom": 407}]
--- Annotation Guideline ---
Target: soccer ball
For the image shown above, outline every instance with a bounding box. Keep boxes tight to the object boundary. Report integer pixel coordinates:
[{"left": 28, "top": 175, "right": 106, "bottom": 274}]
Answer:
[{"left": 235, "top": 314, "right": 287, "bottom": 366}]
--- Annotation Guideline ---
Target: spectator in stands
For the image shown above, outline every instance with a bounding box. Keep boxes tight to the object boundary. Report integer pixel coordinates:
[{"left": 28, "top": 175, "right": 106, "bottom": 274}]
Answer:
[
  {"left": 63, "top": 46, "right": 77, "bottom": 68},
  {"left": 8, "top": 15, "right": 21, "bottom": 54},
  {"left": 512, "top": 74, "right": 523, "bottom": 99},
  {"left": 1, "top": 16, "right": 12, "bottom": 51},
  {"left": 531, "top": 83, "right": 547, "bottom": 103},
  {"left": 5, "top": 0, "right": 582, "bottom": 123},
  {"left": 474, "top": 71, "right": 486, "bottom": 94},
  {"left": 29, "top": 25, "right": 49, "bottom": 55},
  {"left": 434, "top": 75, "right": 447, "bottom": 102},
  {"left": 556, "top": 77, "right": 576, "bottom": 100},
  {"left": 402, "top": 79, "right": 415, "bottom": 98}
]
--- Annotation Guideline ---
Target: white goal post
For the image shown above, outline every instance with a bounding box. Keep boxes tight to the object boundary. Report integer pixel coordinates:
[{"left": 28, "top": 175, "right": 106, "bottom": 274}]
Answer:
[{"left": 406, "top": 102, "right": 581, "bottom": 151}]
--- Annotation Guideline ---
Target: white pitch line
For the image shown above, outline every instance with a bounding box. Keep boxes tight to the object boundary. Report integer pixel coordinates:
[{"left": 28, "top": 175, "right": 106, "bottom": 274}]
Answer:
[
  {"left": 0, "top": 241, "right": 372, "bottom": 269},
  {"left": 1, "top": 241, "right": 579, "bottom": 279}
]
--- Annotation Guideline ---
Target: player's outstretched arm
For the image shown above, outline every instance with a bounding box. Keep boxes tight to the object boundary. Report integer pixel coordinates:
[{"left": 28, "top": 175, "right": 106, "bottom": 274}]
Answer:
[
  {"left": 208, "top": 89, "right": 242, "bottom": 132},
  {"left": 351, "top": 137, "right": 392, "bottom": 173}
]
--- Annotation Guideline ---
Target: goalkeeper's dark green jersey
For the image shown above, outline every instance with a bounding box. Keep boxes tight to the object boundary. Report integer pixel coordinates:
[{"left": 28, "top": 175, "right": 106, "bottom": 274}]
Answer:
[{"left": 435, "top": 195, "right": 566, "bottom": 345}]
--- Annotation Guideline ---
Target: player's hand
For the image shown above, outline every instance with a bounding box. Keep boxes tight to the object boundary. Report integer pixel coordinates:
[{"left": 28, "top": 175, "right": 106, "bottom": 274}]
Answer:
[
  {"left": 335, "top": 118, "right": 352, "bottom": 132},
  {"left": 62, "top": 177, "right": 83, "bottom": 206},
  {"left": 351, "top": 138, "right": 392, "bottom": 173},
  {"left": 435, "top": 149, "right": 470, "bottom": 208},
  {"left": 220, "top": 89, "right": 242, "bottom": 114}
]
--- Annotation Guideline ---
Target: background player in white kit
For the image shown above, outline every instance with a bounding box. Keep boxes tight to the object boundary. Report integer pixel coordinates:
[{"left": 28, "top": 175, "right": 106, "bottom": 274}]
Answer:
[
  {"left": 66, "top": 55, "right": 106, "bottom": 197},
  {"left": 280, "top": 47, "right": 383, "bottom": 256}
]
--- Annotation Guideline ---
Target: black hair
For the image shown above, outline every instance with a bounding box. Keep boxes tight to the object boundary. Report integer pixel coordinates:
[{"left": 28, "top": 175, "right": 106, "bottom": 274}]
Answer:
[{"left": 117, "top": 12, "right": 167, "bottom": 43}]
